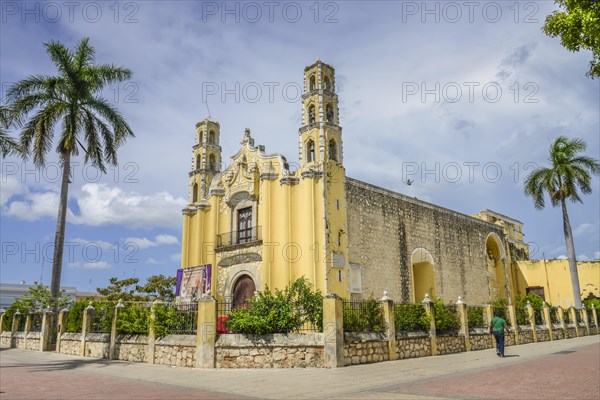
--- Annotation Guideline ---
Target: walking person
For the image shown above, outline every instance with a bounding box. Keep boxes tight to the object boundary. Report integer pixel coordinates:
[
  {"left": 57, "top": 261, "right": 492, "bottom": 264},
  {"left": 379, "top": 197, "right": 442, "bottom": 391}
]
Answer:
[{"left": 490, "top": 311, "right": 509, "bottom": 357}]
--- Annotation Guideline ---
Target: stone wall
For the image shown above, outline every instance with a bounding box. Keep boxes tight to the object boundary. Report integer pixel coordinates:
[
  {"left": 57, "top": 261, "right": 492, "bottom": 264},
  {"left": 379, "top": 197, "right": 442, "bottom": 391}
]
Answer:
[
  {"left": 154, "top": 335, "right": 196, "bottom": 368},
  {"left": 566, "top": 326, "right": 577, "bottom": 339},
  {"left": 505, "top": 332, "right": 516, "bottom": 346},
  {"left": 114, "top": 335, "right": 148, "bottom": 363},
  {"left": 436, "top": 335, "right": 466, "bottom": 355},
  {"left": 343, "top": 333, "right": 389, "bottom": 366},
  {"left": 469, "top": 333, "right": 494, "bottom": 351},
  {"left": 396, "top": 334, "right": 431, "bottom": 359},
  {"left": 13, "top": 333, "right": 25, "bottom": 349},
  {"left": 25, "top": 332, "right": 41, "bottom": 351},
  {"left": 84, "top": 333, "right": 110, "bottom": 359},
  {"left": 217, "top": 333, "right": 324, "bottom": 368},
  {"left": 552, "top": 329, "right": 565, "bottom": 340},
  {"left": 518, "top": 327, "right": 534, "bottom": 344},
  {"left": 346, "top": 178, "right": 505, "bottom": 304},
  {"left": 536, "top": 328, "right": 550, "bottom": 342},
  {"left": 0, "top": 332, "right": 11, "bottom": 348},
  {"left": 59, "top": 333, "right": 82, "bottom": 356}
]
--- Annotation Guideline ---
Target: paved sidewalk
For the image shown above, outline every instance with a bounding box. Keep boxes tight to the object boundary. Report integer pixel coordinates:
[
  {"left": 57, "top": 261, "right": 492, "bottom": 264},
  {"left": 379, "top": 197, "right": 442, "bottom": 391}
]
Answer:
[{"left": 1, "top": 335, "right": 598, "bottom": 399}]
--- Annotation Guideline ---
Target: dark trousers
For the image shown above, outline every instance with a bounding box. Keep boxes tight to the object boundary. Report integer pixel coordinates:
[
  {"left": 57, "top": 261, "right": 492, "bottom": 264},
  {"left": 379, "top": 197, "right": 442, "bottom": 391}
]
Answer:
[{"left": 493, "top": 331, "right": 505, "bottom": 355}]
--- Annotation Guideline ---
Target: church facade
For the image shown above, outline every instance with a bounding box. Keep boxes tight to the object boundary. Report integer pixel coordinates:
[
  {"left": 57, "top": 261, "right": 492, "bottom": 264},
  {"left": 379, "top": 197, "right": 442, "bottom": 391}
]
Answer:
[{"left": 179, "top": 60, "right": 530, "bottom": 308}]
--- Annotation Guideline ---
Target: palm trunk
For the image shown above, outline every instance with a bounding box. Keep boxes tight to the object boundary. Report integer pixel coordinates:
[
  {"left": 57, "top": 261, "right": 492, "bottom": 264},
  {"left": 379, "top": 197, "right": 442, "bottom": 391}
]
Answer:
[
  {"left": 50, "top": 151, "right": 71, "bottom": 306},
  {"left": 561, "top": 198, "right": 582, "bottom": 309}
]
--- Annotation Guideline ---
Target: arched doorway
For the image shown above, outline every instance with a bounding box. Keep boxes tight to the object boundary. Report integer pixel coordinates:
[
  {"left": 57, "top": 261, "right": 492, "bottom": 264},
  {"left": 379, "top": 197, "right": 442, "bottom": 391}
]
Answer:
[
  {"left": 411, "top": 248, "right": 435, "bottom": 303},
  {"left": 486, "top": 234, "right": 506, "bottom": 299},
  {"left": 232, "top": 275, "right": 256, "bottom": 309}
]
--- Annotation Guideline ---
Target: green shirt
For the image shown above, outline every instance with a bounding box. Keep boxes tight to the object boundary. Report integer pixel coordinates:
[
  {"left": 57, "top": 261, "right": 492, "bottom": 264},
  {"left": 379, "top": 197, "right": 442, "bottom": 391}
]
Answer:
[{"left": 490, "top": 316, "right": 507, "bottom": 333}]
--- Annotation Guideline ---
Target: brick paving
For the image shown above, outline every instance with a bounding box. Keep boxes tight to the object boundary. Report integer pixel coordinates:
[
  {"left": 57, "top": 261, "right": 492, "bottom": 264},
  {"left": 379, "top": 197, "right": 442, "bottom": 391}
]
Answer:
[
  {"left": 0, "top": 336, "right": 598, "bottom": 400},
  {"left": 396, "top": 344, "right": 600, "bottom": 399}
]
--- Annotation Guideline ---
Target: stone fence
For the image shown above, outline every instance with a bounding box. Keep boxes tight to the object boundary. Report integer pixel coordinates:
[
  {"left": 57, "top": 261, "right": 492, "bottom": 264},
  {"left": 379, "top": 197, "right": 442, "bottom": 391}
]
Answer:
[{"left": 1, "top": 294, "right": 597, "bottom": 369}]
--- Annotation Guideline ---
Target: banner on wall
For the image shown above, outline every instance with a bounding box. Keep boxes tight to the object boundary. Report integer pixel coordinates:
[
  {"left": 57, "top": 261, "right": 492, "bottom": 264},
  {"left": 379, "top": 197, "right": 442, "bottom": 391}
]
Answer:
[{"left": 175, "top": 264, "right": 212, "bottom": 302}]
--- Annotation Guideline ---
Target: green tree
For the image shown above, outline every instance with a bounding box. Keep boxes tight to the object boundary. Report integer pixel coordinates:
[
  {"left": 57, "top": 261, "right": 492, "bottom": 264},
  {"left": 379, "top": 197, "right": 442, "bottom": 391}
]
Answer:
[
  {"left": 1, "top": 284, "right": 71, "bottom": 331},
  {"left": 524, "top": 136, "right": 600, "bottom": 309},
  {"left": 7, "top": 38, "right": 134, "bottom": 305},
  {"left": 96, "top": 277, "right": 141, "bottom": 301},
  {"left": 136, "top": 274, "right": 177, "bottom": 302},
  {"left": 0, "top": 104, "right": 21, "bottom": 156},
  {"left": 543, "top": 0, "right": 600, "bottom": 79}
]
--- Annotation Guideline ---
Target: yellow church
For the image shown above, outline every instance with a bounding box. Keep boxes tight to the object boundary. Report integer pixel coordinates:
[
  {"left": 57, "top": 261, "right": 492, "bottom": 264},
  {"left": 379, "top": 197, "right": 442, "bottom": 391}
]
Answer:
[{"left": 177, "top": 60, "right": 598, "bottom": 309}]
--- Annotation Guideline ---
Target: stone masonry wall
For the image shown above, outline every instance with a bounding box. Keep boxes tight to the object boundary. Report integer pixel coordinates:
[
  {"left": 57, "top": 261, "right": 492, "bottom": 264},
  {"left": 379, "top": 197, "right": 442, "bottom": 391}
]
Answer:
[
  {"left": 518, "top": 327, "right": 534, "bottom": 344},
  {"left": 154, "top": 335, "right": 196, "bottom": 368},
  {"left": 114, "top": 335, "right": 148, "bottom": 363},
  {"left": 217, "top": 334, "right": 324, "bottom": 368},
  {"left": 436, "top": 335, "right": 466, "bottom": 355},
  {"left": 536, "top": 328, "right": 550, "bottom": 342},
  {"left": 85, "top": 333, "right": 110, "bottom": 359},
  {"left": 396, "top": 335, "right": 431, "bottom": 359},
  {"left": 25, "top": 332, "right": 41, "bottom": 351},
  {"left": 566, "top": 326, "right": 577, "bottom": 339},
  {"left": 469, "top": 333, "right": 494, "bottom": 351},
  {"left": 13, "top": 333, "right": 25, "bottom": 349},
  {"left": 346, "top": 178, "right": 505, "bottom": 304},
  {"left": 59, "top": 333, "right": 82, "bottom": 356},
  {"left": 343, "top": 333, "right": 389, "bottom": 366},
  {"left": 0, "top": 332, "right": 11, "bottom": 348}
]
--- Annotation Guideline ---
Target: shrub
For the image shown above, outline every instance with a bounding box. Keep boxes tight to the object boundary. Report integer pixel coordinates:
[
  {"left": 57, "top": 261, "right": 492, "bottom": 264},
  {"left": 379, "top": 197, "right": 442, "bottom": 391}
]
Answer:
[
  {"left": 467, "top": 307, "right": 485, "bottom": 328},
  {"left": 343, "top": 298, "right": 385, "bottom": 333},
  {"left": 226, "top": 277, "right": 323, "bottom": 335},
  {"left": 432, "top": 298, "right": 460, "bottom": 334},
  {"left": 117, "top": 303, "right": 150, "bottom": 335},
  {"left": 394, "top": 303, "right": 429, "bottom": 332},
  {"left": 65, "top": 300, "right": 89, "bottom": 332},
  {"left": 515, "top": 293, "right": 544, "bottom": 325}
]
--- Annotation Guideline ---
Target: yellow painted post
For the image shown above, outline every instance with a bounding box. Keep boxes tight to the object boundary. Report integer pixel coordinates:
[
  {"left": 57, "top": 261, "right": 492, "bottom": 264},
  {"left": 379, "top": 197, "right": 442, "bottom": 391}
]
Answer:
[
  {"left": 422, "top": 294, "right": 437, "bottom": 356},
  {"left": 484, "top": 305, "right": 494, "bottom": 348},
  {"left": 56, "top": 309, "right": 67, "bottom": 353},
  {"left": 23, "top": 314, "right": 32, "bottom": 349},
  {"left": 109, "top": 300, "right": 124, "bottom": 360},
  {"left": 525, "top": 301, "right": 537, "bottom": 342},
  {"left": 581, "top": 308, "right": 590, "bottom": 336},
  {"left": 456, "top": 297, "right": 470, "bottom": 351},
  {"left": 81, "top": 302, "right": 94, "bottom": 356},
  {"left": 323, "top": 294, "right": 344, "bottom": 368},
  {"left": 507, "top": 304, "right": 519, "bottom": 345},
  {"left": 148, "top": 300, "right": 159, "bottom": 365},
  {"left": 381, "top": 291, "right": 398, "bottom": 361},
  {"left": 542, "top": 302, "right": 553, "bottom": 341},
  {"left": 40, "top": 310, "right": 54, "bottom": 351},
  {"left": 0, "top": 313, "right": 5, "bottom": 335},
  {"left": 592, "top": 306, "right": 599, "bottom": 335},
  {"left": 569, "top": 307, "right": 579, "bottom": 337},
  {"left": 195, "top": 294, "right": 217, "bottom": 368},
  {"left": 10, "top": 311, "right": 21, "bottom": 348}
]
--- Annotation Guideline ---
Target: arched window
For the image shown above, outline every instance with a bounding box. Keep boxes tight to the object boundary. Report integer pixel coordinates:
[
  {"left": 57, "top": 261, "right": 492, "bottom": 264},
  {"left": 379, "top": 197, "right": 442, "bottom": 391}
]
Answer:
[
  {"left": 192, "top": 182, "right": 198, "bottom": 203},
  {"left": 198, "top": 130, "right": 204, "bottom": 144},
  {"left": 329, "top": 139, "right": 338, "bottom": 162},
  {"left": 209, "top": 130, "right": 215, "bottom": 144},
  {"left": 308, "top": 104, "right": 316, "bottom": 124},
  {"left": 325, "top": 104, "right": 334, "bottom": 123},
  {"left": 195, "top": 154, "right": 201, "bottom": 171},
  {"left": 209, "top": 154, "right": 216, "bottom": 171},
  {"left": 324, "top": 76, "right": 332, "bottom": 91},
  {"left": 307, "top": 140, "right": 315, "bottom": 163},
  {"left": 309, "top": 75, "right": 316, "bottom": 91}
]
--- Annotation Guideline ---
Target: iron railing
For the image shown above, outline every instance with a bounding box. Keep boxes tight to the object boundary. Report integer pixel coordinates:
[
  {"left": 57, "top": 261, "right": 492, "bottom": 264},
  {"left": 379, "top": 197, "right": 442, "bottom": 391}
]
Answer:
[
  {"left": 342, "top": 300, "right": 385, "bottom": 333},
  {"left": 216, "top": 226, "right": 262, "bottom": 248}
]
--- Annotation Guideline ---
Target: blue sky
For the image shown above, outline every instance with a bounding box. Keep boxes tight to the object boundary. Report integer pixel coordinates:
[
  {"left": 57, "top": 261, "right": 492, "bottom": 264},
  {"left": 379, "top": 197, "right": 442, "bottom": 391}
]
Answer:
[{"left": 1, "top": 1, "right": 599, "bottom": 293}]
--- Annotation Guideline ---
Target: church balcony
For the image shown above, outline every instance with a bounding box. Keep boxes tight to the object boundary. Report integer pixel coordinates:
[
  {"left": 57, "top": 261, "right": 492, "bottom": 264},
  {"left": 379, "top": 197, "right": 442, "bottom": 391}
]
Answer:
[
  {"left": 193, "top": 143, "right": 222, "bottom": 150},
  {"left": 215, "top": 226, "right": 262, "bottom": 252},
  {"left": 298, "top": 121, "right": 342, "bottom": 134}
]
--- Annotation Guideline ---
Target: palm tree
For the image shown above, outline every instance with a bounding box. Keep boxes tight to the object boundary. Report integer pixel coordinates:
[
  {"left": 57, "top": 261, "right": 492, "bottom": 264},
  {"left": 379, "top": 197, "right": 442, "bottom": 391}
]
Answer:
[
  {"left": 524, "top": 136, "right": 599, "bottom": 309},
  {"left": 0, "top": 105, "right": 21, "bottom": 156},
  {"left": 7, "top": 38, "right": 134, "bottom": 305}
]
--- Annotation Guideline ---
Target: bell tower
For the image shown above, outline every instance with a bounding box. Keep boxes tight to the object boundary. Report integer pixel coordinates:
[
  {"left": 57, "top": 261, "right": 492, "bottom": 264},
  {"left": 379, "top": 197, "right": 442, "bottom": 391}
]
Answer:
[
  {"left": 299, "top": 59, "right": 343, "bottom": 170},
  {"left": 189, "top": 118, "right": 222, "bottom": 204}
]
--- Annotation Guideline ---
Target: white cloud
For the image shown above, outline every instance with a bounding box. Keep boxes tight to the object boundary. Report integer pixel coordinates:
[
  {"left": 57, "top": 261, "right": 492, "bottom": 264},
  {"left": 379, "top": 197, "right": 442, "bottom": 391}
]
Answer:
[
  {"left": 170, "top": 253, "right": 181, "bottom": 263},
  {"left": 70, "top": 183, "right": 187, "bottom": 229},
  {"left": 155, "top": 234, "right": 179, "bottom": 245},
  {"left": 0, "top": 175, "right": 26, "bottom": 206},
  {"left": 68, "top": 261, "right": 111, "bottom": 269},
  {"left": 146, "top": 258, "right": 160, "bottom": 265},
  {"left": 3, "top": 190, "right": 65, "bottom": 221},
  {"left": 594, "top": 251, "right": 600, "bottom": 260},
  {"left": 574, "top": 223, "right": 596, "bottom": 237},
  {"left": 125, "top": 234, "right": 180, "bottom": 249},
  {"left": 557, "top": 255, "right": 568, "bottom": 260},
  {"left": 125, "top": 237, "right": 157, "bottom": 250},
  {"left": 578, "top": 254, "right": 590, "bottom": 262}
]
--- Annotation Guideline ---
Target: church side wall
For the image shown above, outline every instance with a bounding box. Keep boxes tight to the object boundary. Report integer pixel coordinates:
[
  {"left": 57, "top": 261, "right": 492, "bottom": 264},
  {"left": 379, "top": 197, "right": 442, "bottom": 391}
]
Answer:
[{"left": 346, "top": 178, "right": 505, "bottom": 304}]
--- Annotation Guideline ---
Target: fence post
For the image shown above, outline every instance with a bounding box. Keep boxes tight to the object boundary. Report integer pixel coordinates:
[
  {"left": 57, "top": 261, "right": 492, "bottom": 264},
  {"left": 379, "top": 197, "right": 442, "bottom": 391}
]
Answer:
[
  {"left": 23, "top": 313, "right": 32, "bottom": 349},
  {"left": 557, "top": 306, "right": 566, "bottom": 333},
  {"left": 381, "top": 291, "right": 398, "bottom": 361},
  {"left": 56, "top": 309, "right": 68, "bottom": 353},
  {"left": 581, "top": 308, "right": 590, "bottom": 336},
  {"left": 0, "top": 312, "right": 5, "bottom": 335},
  {"left": 323, "top": 294, "right": 344, "bottom": 368},
  {"left": 40, "top": 310, "right": 54, "bottom": 351},
  {"left": 592, "top": 306, "right": 599, "bottom": 335},
  {"left": 148, "top": 300, "right": 159, "bottom": 365},
  {"left": 422, "top": 294, "right": 437, "bottom": 356},
  {"left": 109, "top": 300, "right": 124, "bottom": 360},
  {"left": 569, "top": 306, "right": 579, "bottom": 337},
  {"left": 456, "top": 297, "right": 470, "bottom": 352},
  {"left": 196, "top": 293, "right": 217, "bottom": 368},
  {"left": 81, "top": 302, "right": 94, "bottom": 356},
  {"left": 542, "top": 302, "right": 553, "bottom": 341},
  {"left": 525, "top": 301, "right": 537, "bottom": 342},
  {"left": 10, "top": 311, "right": 21, "bottom": 348},
  {"left": 506, "top": 303, "right": 519, "bottom": 345},
  {"left": 484, "top": 305, "right": 494, "bottom": 348}
]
